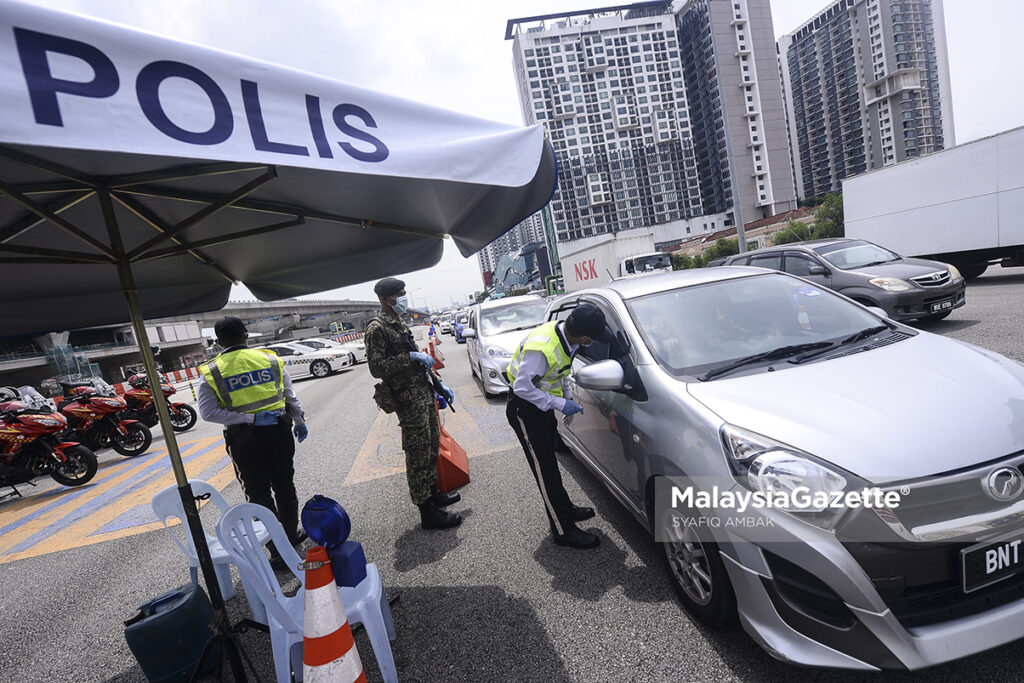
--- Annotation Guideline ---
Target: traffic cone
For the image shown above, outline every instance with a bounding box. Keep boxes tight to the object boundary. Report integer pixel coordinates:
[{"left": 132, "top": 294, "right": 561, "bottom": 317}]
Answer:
[
  {"left": 302, "top": 546, "right": 366, "bottom": 683},
  {"left": 427, "top": 339, "right": 445, "bottom": 370}
]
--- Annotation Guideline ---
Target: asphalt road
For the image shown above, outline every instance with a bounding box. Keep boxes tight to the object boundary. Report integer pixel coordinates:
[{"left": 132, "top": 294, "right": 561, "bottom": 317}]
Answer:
[{"left": 2, "top": 268, "right": 1024, "bottom": 683}]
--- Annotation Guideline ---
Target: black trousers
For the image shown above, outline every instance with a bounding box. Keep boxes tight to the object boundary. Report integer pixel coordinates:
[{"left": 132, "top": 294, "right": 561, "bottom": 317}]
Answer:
[
  {"left": 506, "top": 395, "right": 575, "bottom": 536},
  {"left": 224, "top": 418, "right": 299, "bottom": 539}
]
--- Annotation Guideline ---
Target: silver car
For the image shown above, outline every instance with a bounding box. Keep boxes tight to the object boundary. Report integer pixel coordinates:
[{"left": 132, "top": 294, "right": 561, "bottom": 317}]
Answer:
[
  {"left": 463, "top": 295, "right": 548, "bottom": 396},
  {"left": 552, "top": 268, "right": 1024, "bottom": 670}
]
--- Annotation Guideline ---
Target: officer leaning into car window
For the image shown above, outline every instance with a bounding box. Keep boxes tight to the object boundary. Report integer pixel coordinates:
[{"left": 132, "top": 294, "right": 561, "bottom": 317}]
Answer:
[
  {"left": 505, "top": 303, "right": 611, "bottom": 549},
  {"left": 365, "top": 277, "right": 463, "bottom": 530},
  {"left": 198, "top": 316, "right": 309, "bottom": 561}
]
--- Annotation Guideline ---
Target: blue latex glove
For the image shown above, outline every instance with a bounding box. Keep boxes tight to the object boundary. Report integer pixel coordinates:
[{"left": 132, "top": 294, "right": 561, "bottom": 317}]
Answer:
[
  {"left": 253, "top": 409, "right": 283, "bottom": 427},
  {"left": 439, "top": 382, "right": 455, "bottom": 406},
  {"left": 560, "top": 399, "right": 583, "bottom": 417},
  {"left": 409, "top": 351, "right": 435, "bottom": 368},
  {"left": 294, "top": 423, "right": 308, "bottom": 443},
  {"left": 436, "top": 392, "right": 448, "bottom": 410}
]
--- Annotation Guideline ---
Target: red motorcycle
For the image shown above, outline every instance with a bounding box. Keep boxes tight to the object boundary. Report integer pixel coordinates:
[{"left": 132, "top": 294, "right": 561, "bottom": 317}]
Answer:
[
  {"left": 1, "top": 387, "right": 98, "bottom": 494},
  {"left": 122, "top": 373, "right": 197, "bottom": 433},
  {"left": 59, "top": 381, "right": 152, "bottom": 457}
]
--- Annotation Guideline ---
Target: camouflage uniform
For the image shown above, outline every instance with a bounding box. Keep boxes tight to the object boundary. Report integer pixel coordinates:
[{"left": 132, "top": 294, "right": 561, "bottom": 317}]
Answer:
[{"left": 365, "top": 312, "right": 439, "bottom": 505}]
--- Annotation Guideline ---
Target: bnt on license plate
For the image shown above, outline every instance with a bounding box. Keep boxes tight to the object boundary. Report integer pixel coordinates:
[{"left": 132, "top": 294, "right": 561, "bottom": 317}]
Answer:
[
  {"left": 962, "top": 533, "right": 1024, "bottom": 593},
  {"left": 931, "top": 299, "right": 953, "bottom": 313}
]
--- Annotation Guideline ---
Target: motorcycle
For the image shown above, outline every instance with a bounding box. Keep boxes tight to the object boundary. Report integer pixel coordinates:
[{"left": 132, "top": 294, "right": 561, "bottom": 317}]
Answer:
[
  {"left": 122, "top": 373, "right": 198, "bottom": 433},
  {"left": 0, "top": 387, "right": 98, "bottom": 494},
  {"left": 59, "top": 380, "right": 153, "bottom": 457}
]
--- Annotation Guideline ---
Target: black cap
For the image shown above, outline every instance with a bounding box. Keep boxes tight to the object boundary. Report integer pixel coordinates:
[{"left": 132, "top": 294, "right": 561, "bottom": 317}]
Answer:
[
  {"left": 373, "top": 277, "right": 405, "bottom": 297},
  {"left": 214, "top": 316, "right": 247, "bottom": 344},
  {"left": 565, "top": 304, "right": 612, "bottom": 342}
]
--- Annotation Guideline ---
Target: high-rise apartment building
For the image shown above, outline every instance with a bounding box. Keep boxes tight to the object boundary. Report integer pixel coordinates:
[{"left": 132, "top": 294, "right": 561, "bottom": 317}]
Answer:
[
  {"left": 477, "top": 212, "right": 546, "bottom": 276},
  {"left": 778, "top": 0, "right": 954, "bottom": 200},
  {"left": 506, "top": 1, "right": 796, "bottom": 252}
]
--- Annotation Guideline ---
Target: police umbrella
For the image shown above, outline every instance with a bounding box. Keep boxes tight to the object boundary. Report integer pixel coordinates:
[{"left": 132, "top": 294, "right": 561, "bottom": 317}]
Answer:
[{"left": 0, "top": 2, "right": 556, "bottom": 678}]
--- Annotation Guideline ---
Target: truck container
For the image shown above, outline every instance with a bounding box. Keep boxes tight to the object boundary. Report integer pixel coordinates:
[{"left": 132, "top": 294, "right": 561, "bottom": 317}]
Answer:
[
  {"left": 844, "top": 126, "right": 1024, "bottom": 279},
  {"left": 559, "top": 233, "right": 671, "bottom": 292}
]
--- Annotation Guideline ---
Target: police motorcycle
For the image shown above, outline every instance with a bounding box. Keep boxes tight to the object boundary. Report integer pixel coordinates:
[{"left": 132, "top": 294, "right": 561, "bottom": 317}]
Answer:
[
  {"left": 58, "top": 379, "right": 153, "bottom": 457},
  {"left": 0, "top": 386, "right": 98, "bottom": 497},
  {"left": 122, "top": 373, "right": 198, "bottom": 433}
]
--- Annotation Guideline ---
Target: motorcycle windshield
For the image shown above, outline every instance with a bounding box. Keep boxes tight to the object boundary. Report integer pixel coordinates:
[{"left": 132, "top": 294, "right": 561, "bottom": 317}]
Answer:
[{"left": 17, "top": 386, "right": 48, "bottom": 410}]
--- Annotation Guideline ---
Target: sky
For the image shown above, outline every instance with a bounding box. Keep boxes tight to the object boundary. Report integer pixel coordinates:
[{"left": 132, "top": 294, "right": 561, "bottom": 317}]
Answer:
[{"left": 23, "top": 0, "right": 1024, "bottom": 310}]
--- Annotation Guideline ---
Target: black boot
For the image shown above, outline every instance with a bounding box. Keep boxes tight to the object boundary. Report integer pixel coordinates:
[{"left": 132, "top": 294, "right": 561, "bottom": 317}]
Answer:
[
  {"left": 419, "top": 501, "right": 462, "bottom": 529},
  {"left": 430, "top": 486, "right": 461, "bottom": 507},
  {"left": 553, "top": 524, "right": 599, "bottom": 549}
]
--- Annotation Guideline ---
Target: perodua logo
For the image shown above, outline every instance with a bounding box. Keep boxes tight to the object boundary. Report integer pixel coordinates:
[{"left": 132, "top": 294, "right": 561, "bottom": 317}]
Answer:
[{"left": 985, "top": 468, "right": 1024, "bottom": 501}]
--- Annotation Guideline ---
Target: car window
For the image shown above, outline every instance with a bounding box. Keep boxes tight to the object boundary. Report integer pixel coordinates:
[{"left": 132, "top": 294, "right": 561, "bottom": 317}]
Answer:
[
  {"left": 748, "top": 254, "right": 783, "bottom": 271},
  {"left": 626, "top": 273, "right": 883, "bottom": 377},
  {"left": 783, "top": 253, "right": 819, "bottom": 277},
  {"left": 816, "top": 240, "right": 900, "bottom": 269},
  {"left": 576, "top": 300, "right": 628, "bottom": 364},
  {"left": 480, "top": 300, "right": 548, "bottom": 335},
  {"left": 727, "top": 255, "right": 750, "bottom": 266},
  {"left": 268, "top": 346, "right": 294, "bottom": 356}
]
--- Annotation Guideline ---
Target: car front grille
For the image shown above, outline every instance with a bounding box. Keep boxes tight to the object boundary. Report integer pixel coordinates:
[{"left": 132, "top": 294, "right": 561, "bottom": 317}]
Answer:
[
  {"left": 911, "top": 271, "right": 952, "bottom": 287},
  {"left": 844, "top": 541, "right": 1024, "bottom": 628}
]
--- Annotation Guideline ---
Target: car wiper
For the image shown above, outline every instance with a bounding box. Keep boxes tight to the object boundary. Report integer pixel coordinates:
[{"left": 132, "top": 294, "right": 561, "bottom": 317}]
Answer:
[
  {"left": 858, "top": 259, "right": 896, "bottom": 267},
  {"left": 788, "top": 325, "right": 891, "bottom": 364},
  {"left": 699, "top": 342, "right": 834, "bottom": 381}
]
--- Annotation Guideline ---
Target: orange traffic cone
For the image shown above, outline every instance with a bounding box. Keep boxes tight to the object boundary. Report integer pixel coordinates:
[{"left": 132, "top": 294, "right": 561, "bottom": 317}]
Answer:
[
  {"left": 427, "top": 339, "right": 445, "bottom": 369},
  {"left": 302, "top": 546, "right": 366, "bottom": 683}
]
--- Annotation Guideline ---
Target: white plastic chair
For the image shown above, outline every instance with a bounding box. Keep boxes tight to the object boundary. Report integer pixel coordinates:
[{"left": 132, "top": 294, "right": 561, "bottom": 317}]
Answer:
[
  {"left": 216, "top": 502, "right": 397, "bottom": 683},
  {"left": 151, "top": 479, "right": 270, "bottom": 624}
]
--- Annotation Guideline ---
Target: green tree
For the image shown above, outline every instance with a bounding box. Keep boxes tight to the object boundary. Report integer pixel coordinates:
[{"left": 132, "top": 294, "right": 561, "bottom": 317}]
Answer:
[
  {"left": 772, "top": 218, "right": 814, "bottom": 245},
  {"left": 671, "top": 253, "right": 694, "bottom": 270},
  {"left": 812, "top": 192, "right": 845, "bottom": 239},
  {"left": 699, "top": 237, "right": 740, "bottom": 266}
]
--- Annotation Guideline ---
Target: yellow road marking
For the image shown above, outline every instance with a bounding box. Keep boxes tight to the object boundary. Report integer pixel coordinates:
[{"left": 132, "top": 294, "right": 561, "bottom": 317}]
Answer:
[{"left": 0, "top": 436, "right": 231, "bottom": 563}]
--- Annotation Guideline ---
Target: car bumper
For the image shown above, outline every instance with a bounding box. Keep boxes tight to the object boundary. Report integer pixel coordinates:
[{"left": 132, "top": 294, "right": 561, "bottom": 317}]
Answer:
[
  {"left": 479, "top": 357, "right": 511, "bottom": 395},
  {"left": 847, "top": 279, "right": 967, "bottom": 321},
  {"left": 714, "top": 510, "right": 1024, "bottom": 671}
]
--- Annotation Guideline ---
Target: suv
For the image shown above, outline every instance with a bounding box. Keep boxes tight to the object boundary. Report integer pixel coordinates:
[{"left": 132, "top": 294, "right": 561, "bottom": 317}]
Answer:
[
  {"left": 462, "top": 295, "right": 548, "bottom": 396},
  {"left": 720, "top": 238, "right": 966, "bottom": 321}
]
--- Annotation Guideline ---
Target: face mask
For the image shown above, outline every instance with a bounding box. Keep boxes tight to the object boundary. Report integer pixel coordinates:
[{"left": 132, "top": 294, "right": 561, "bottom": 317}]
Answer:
[{"left": 392, "top": 296, "right": 409, "bottom": 315}]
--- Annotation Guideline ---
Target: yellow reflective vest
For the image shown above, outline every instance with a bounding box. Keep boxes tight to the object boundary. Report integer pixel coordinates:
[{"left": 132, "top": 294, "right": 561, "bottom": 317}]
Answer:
[
  {"left": 200, "top": 348, "right": 286, "bottom": 414},
  {"left": 505, "top": 321, "right": 573, "bottom": 398}
]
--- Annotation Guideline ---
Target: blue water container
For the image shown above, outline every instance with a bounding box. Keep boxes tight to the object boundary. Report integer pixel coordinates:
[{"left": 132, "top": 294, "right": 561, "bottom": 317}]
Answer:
[{"left": 123, "top": 583, "right": 220, "bottom": 682}]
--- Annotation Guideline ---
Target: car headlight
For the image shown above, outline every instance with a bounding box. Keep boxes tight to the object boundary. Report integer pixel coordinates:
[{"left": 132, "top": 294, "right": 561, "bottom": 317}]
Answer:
[
  {"left": 947, "top": 264, "right": 962, "bottom": 280},
  {"left": 721, "top": 424, "right": 850, "bottom": 530},
  {"left": 868, "top": 276, "right": 913, "bottom": 292},
  {"left": 485, "top": 345, "right": 512, "bottom": 359}
]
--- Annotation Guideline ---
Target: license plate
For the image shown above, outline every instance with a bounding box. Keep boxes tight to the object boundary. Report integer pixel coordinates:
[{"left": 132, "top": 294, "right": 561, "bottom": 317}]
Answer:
[
  {"left": 930, "top": 299, "right": 953, "bottom": 313},
  {"left": 962, "top": 532, "right": 1024, "bottom": 593}
]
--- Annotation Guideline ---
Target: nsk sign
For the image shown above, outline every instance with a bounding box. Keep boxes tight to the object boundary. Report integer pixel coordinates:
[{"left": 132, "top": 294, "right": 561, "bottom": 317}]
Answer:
[
  {"left": 573, "top": 259, "right": 599, "bottom": 282},
  {"left": 9, "top": 27, "right": 389, "bottom": 163}
]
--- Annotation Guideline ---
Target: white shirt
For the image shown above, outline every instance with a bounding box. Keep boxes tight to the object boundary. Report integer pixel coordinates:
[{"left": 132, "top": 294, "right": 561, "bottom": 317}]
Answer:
[
  {"left": 197, "top": 348, "right": 305, "bottom": 426},
  {"left": 511, "top": 322, "right": 577, "bottom": 412}
]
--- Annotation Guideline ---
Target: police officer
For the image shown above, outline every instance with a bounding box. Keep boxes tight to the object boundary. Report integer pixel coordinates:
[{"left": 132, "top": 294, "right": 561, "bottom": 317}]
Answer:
[
  {"left": 506, "top": 304, "right": 610, "bottom": 549},
  {"left": 365, "top": 278, "right": 462, "bottom": 529},
  {"left": 198, "top": 316, "right": 309, "bottom": 551}
]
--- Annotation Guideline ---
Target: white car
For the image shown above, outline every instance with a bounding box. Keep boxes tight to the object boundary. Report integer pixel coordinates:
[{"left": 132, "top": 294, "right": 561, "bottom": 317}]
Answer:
[
  {"left": 262, "top": 342, "right": 351, "bottom": 378},
  {"left": 294, "top": 337, "right": 367, "bottom": 364}
]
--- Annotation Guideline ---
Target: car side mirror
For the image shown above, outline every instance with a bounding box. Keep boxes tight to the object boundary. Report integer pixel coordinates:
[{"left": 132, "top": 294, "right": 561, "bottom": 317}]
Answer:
[
  {"left": 462, "top": 328, "right": 477, "bottom": 339},
  {"left": 574, "top": 359, "right": 625, "bottom": 391},
  {"left": 808, "top": 265, "right": 827, "bottom": 275}
]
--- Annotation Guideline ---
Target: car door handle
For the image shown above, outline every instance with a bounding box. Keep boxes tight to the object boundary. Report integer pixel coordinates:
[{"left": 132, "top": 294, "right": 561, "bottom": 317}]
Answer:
[{"left": 632, "top": 434, "right": 640, "bottom": 444}]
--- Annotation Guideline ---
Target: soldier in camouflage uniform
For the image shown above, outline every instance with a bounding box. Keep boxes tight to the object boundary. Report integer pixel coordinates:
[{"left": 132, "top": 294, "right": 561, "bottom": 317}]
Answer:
[{"left": 366, "top": 277, "right": 462, "bottom": 529}]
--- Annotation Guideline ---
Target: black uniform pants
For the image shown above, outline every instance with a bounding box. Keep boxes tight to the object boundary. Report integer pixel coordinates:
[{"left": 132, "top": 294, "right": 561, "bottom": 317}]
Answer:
[
  {"left": 506, "top": 394, "right": 574, "bottom": 536},
  {"left": 224, "top": 418, "right": 299, "bottom": 539}
]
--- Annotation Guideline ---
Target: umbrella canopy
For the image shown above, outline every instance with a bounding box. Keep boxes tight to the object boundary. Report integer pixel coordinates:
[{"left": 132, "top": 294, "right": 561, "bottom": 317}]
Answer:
[{"left": 0, "top": 0, "right": 557, "bottom": 336}]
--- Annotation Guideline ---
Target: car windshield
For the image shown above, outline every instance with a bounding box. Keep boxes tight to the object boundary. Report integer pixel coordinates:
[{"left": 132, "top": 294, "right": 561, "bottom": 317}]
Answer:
[
  {"left": 627, "top": 273, "right": 884, "bottom": 378},
  {"left": 480, "top": 300, "right": 548, "bottom": 336},
  {"left": 631, "top": 254, "right": 672, "bottom": 272},
  {"left": 815, "top": 240, "right": 900, "bottom": 269},
  {"left": 297, "top": 340, "right": 326, "bottom": 349}
]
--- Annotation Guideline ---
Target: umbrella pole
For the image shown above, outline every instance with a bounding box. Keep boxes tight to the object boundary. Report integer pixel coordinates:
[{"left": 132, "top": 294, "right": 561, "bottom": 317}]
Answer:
[{"left": 100, "top": 191, "right": 252, "bottom": 681}]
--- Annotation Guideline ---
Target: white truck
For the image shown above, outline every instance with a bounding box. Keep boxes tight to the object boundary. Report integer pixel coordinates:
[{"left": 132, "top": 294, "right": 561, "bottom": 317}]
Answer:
[
  {"left": 844, "top": 126, "right": 1024, "bottom": 279},
  {"left": 559, "top": 233, "right": 672, "bottom": 292}
]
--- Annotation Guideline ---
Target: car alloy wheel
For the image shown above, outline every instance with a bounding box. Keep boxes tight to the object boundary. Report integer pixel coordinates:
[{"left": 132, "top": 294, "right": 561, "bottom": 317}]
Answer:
[
  {"left": 664, "top": 522, "right": 714, "bottom": 606},
  {"left": 310, "top": 360, "right": 330, "bottom": 378}
]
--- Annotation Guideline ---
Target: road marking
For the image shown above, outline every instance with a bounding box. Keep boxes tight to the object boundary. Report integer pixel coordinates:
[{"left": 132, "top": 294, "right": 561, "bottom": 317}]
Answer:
[
  {"left": 0, "top": 435, "right": 235, "bottom": 565},
  {"left": 342, "top": 387, "right": 518, "bottom": 487}
]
